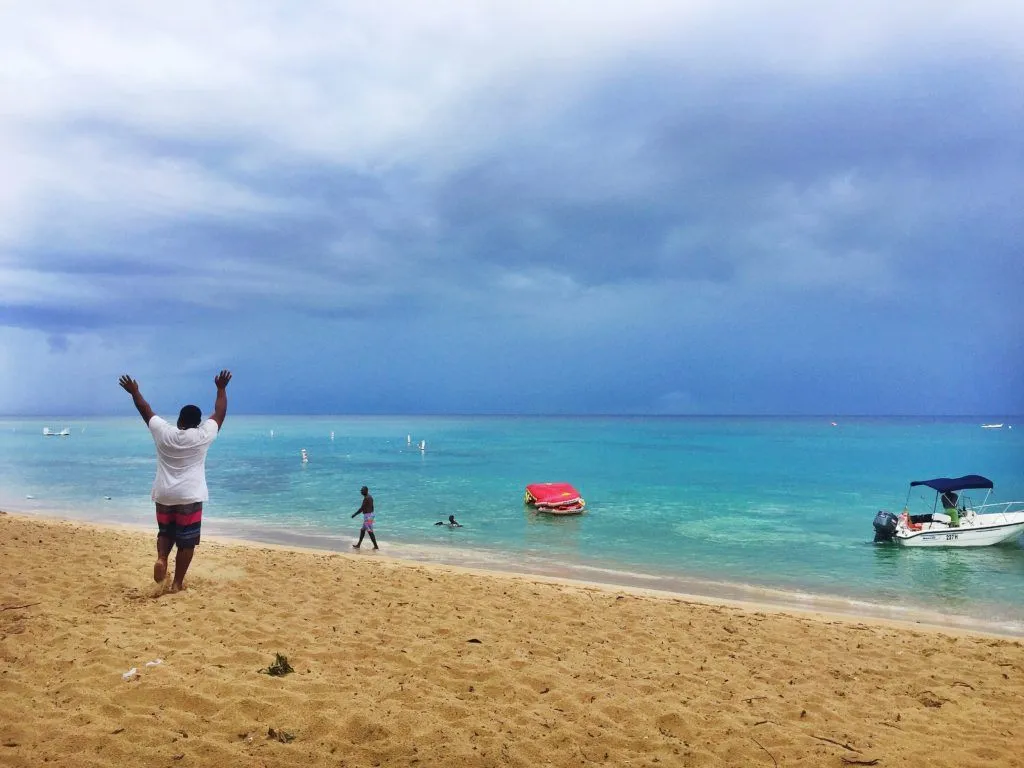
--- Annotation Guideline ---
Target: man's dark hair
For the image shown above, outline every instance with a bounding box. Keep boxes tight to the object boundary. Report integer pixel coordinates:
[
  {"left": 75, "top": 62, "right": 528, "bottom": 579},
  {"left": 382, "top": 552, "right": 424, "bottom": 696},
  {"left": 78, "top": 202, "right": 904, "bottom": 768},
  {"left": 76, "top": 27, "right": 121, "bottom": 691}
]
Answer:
[{"left": 178, "top": 405, "right": 202, "bottom": 429}]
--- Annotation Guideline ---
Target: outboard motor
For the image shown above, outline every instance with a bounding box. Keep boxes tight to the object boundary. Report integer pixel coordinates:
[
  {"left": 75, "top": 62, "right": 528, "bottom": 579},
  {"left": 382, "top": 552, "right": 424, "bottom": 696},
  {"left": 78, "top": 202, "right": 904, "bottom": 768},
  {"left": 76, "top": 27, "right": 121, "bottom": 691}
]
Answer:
[{"left": 873, "top": 510, "right": 899, "bottom": 542}]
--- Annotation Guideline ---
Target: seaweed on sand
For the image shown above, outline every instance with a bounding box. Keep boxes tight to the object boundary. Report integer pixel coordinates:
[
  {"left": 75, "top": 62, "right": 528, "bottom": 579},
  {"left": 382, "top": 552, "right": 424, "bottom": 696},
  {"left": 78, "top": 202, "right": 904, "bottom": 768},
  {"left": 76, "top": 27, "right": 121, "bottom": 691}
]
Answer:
[{"left": 262, "top": 653, "right": 294, "bottom": 676}]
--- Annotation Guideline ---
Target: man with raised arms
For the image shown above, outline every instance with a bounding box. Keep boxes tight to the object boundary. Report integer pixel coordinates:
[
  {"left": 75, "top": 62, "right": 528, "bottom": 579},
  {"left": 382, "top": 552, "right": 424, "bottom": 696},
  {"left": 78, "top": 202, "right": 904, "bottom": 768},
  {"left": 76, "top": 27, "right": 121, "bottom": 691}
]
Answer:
[{"left": 119, "top": 370, "right": 232, "bottom": 591}]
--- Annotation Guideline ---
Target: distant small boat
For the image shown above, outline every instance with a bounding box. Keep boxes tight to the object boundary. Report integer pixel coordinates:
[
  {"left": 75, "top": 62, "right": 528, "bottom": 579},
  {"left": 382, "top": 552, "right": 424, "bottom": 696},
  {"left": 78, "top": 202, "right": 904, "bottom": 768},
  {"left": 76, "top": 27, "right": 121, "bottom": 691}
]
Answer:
[
  {"left": 981, "top": 423, "right": 1003, "bottom": 429},
  {"left": 42, "top": 427, "right": 69, "bottom": 437}
]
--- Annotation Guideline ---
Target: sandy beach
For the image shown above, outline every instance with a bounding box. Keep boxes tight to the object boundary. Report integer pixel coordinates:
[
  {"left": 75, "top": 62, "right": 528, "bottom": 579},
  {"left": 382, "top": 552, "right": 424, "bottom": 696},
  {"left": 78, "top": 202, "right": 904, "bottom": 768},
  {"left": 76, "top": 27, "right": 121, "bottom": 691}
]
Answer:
[{"left": 1, "top": 511, "right": 1022, "bottom": 767}]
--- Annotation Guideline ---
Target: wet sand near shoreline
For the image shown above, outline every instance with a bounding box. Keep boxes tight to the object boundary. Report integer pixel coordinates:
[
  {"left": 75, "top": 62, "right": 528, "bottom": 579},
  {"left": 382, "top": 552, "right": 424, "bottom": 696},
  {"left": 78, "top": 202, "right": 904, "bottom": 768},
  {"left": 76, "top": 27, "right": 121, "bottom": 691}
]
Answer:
[
  {"left": 1, "top": 511, "right": 1022, "bottom": 767},
  {"left": 11, "top": 502, "right": 1021, "bottom": 638}
]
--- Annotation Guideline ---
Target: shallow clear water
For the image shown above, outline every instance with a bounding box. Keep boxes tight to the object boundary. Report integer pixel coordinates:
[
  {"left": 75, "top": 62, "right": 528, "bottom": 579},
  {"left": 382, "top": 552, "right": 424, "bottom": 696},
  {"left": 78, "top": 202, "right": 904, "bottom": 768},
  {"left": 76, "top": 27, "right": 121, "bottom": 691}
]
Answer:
[{"left": 3, "top": 415, "right": 1023, "bottom": 632}]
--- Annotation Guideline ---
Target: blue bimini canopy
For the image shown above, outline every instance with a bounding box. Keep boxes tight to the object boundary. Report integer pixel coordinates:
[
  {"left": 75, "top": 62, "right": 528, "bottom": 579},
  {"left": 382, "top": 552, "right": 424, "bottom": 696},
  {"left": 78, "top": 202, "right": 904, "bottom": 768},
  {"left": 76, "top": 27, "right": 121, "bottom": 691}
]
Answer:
[{"left": 910, "top": 475, "right": 994, "bottom": 493}]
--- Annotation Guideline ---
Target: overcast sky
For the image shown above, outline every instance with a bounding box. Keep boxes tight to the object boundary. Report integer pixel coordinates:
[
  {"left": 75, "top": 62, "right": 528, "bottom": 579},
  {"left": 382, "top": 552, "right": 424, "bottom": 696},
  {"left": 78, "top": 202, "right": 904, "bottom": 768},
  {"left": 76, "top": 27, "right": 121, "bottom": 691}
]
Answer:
[{"left": 1, "top": 1, "right": 1022, "bottom": 416}]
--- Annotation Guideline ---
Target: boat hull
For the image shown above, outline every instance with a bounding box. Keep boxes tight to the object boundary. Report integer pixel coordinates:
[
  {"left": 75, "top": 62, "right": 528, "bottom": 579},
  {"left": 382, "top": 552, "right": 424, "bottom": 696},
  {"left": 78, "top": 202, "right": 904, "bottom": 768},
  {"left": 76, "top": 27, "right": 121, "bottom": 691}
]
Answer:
[
  {"left": 533, "top": 503, "right": 586, "bottom": 516},
  {"left": 895, "top": 515, "right": 1024, "bottom": 547}
]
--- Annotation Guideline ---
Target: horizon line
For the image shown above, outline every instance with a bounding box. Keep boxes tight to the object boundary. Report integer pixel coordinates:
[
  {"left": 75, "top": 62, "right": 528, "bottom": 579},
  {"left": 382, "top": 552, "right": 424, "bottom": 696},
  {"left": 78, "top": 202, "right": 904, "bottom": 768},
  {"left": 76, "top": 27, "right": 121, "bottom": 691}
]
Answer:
[{"left": 3, "top": 412, "right": 1021, "bottom": 420}]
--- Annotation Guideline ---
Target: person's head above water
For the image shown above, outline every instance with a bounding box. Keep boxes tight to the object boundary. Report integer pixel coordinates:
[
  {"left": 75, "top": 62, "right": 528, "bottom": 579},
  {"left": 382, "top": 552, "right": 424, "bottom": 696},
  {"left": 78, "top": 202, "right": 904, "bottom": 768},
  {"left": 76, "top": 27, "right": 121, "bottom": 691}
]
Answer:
[
  {"left": 361, "top": 486, "right": 369, "bottom": 496},
  {"left": 177, "top": 404, "right": 202, "bottom": 429},
  {"left": 449, "top": 515, "right": 457, "bottom": 524}
]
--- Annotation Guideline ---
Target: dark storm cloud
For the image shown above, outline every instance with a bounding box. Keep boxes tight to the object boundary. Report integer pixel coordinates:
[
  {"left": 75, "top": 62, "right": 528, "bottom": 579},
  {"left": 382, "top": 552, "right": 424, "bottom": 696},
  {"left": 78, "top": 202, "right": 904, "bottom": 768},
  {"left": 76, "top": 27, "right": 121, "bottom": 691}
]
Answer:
[
  {"left": 425, "top": 55, "right": 1023, "bottom": 295},
  {"left": 1, "top": 1, "right": 1021, "bottom": 414}
]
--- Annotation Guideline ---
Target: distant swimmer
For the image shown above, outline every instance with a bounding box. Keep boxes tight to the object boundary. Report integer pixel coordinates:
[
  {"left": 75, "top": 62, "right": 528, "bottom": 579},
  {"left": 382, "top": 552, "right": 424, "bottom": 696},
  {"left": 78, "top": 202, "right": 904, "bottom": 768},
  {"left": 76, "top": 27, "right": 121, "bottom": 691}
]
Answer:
[{"left": 435, "top": 514, "right": 462, "bottom": 528}]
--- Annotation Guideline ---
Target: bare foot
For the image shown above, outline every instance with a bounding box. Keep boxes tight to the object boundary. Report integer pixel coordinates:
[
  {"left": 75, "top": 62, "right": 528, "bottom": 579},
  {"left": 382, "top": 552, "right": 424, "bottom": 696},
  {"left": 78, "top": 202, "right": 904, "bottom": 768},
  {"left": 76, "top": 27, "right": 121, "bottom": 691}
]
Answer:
[
  {"left": 352, "top": 544, "right": 360, "bottom": 549},
  {"left": 153, "top": 558, "right": 168, "bottom": 582},
  {"left": 170, "top": 581, "right": 187, "bottom": 593}
]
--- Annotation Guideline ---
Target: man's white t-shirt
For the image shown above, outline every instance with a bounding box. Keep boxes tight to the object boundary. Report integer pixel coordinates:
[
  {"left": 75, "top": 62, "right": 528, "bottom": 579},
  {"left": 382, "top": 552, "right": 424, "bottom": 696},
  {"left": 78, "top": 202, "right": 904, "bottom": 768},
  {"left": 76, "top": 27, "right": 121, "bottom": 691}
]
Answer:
[{"left": 148, "top": 416, "right": 220, "bottom": 504}]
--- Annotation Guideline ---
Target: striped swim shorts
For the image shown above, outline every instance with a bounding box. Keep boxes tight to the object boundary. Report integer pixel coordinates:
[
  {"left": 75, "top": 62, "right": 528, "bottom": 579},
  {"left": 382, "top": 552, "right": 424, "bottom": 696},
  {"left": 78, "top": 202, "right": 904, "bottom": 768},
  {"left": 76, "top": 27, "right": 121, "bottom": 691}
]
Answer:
[{"left": 155, "top": 501, "right": 203, "bottom": 547}]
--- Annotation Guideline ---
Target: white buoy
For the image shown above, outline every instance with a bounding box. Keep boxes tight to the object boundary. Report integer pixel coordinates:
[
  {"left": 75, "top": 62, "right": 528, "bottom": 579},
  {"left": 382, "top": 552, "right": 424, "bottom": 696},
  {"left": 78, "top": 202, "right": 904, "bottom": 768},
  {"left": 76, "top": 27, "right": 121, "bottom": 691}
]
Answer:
[
  {"left": 419, "top": 439, "right": 426, "bottom": 452},
  {"left": 330, "top": 431, "right": 335, "bottom": 441},
  {"left": 407, "top": 434, "right": 412, "bottom": 445},
  {"left": 301, "top": 448, "right": 308, "bottom": 463},
  {"left": 270, "top": 430, "right": 274, "bottom": 438}
]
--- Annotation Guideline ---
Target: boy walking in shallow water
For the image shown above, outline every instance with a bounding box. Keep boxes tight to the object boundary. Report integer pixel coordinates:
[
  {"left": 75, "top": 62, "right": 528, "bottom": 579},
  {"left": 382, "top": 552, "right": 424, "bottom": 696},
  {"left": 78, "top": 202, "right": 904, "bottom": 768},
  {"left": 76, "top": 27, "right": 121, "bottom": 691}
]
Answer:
[
  {"left": 351, "top": 485, "right": 378, "bottom": 549},
  {"left": 119, "top": 370, "right": 231, "bottom": 591}
]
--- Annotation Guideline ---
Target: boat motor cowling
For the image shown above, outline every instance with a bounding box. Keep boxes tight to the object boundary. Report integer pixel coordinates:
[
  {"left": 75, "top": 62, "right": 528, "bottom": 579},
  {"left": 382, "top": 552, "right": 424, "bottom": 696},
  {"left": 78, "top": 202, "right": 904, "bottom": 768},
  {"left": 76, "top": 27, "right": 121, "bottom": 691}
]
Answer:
[{"left": 873, "top": 510, "right": 899, "bottom": 542}]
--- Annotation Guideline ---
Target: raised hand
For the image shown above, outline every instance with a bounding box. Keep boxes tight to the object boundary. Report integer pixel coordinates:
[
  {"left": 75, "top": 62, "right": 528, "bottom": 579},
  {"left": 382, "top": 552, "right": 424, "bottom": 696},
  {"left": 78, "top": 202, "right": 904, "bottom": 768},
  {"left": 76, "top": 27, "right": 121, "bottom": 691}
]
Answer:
[
  {"left": 211, "top": 370, "right": 232, "bottom": 428},
  {"left": 118, "top": 375, "right": 140, "bottom": 395},
  {"left": 120, "top": 375, "right": 154, "bottom": 423}
]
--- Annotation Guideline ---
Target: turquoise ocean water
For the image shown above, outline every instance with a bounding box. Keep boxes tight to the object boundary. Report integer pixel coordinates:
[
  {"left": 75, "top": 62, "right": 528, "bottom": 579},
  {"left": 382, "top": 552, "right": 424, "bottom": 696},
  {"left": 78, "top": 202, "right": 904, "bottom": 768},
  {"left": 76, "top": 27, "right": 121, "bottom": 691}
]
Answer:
[{"left": 2, "top": 416, "right": 1023, "bottom": 634}]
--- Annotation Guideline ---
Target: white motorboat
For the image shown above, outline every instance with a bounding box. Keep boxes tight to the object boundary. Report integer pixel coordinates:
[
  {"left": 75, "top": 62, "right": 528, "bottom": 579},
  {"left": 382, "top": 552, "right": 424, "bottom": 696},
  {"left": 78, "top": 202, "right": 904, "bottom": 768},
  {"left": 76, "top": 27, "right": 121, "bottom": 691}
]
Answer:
[
  {"left": 42, "top": 427, "right": 71, "bottom": 437},
  {"left": 873, "top": 475, "right": 1024, "bottom": 548}
]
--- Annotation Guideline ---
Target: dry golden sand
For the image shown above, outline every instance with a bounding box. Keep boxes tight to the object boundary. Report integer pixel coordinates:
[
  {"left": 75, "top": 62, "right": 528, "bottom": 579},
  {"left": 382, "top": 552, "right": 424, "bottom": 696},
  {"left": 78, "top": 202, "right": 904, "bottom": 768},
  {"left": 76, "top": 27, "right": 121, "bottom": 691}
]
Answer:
[{"left": 1, "top": 511, "right": 1022, "bottom": 768}]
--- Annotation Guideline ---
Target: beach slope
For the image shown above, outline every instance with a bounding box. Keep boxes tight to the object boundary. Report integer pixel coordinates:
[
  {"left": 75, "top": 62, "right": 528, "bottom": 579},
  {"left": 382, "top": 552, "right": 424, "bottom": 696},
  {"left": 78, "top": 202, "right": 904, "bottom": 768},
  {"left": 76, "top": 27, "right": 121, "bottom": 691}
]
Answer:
[{"left": 1, "top": 513, "right": 1021, "bottom": 767}]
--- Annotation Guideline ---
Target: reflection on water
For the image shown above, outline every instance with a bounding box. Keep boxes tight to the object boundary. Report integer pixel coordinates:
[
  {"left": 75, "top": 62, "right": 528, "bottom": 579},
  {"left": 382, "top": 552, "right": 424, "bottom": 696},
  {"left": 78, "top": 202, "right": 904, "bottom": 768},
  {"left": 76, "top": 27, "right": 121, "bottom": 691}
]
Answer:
[
  {"left": 871, "top": 542, "right": 1024, "bottom": 613},
  {"left": 930, "top": 551, "right": 971, "bottom": 604},
  {"left": 523, "top": 505, "right": 586, "bottom": 556},
  {"left": 523, "top": 506, "right": 586, "bottom": 529}
]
